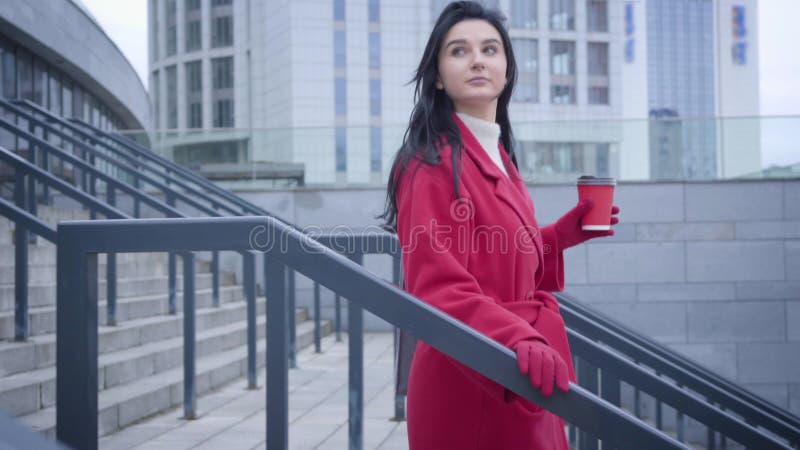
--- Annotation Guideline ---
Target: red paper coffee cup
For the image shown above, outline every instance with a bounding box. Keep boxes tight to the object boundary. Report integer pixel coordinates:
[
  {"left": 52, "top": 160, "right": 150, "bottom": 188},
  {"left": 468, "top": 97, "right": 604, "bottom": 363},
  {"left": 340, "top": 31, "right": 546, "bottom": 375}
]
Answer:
[{"left": 577, "top": 176, "right": 616, "bottom": 230}]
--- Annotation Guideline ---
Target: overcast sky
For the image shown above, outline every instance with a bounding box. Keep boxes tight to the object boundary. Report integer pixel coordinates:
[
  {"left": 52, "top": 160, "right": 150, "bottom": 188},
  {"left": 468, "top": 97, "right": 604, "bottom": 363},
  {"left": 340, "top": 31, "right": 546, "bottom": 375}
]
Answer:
[{"left": 82, "top": 0, "right": 799, "bottom": 166}]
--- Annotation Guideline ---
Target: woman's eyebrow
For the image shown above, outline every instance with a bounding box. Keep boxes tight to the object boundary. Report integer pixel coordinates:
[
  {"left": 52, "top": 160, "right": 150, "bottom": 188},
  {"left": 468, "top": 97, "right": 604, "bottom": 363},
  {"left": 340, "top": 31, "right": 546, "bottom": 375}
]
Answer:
[{"left": 444, "top": 38, "right": 502, "bottom": 49}]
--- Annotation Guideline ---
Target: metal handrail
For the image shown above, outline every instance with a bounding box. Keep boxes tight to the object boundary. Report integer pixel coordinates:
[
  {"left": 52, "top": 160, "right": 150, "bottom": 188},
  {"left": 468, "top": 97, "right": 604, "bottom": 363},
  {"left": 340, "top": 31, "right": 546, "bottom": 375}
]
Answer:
[
  {"left": 557, "top": 292, "right": 800, "bottom": 443},
  {"left": 55, "top": 216, "right": 689, "bottom": 450},
  {"left": 0, "top": 197, "right": 57, "bottom": 243}
]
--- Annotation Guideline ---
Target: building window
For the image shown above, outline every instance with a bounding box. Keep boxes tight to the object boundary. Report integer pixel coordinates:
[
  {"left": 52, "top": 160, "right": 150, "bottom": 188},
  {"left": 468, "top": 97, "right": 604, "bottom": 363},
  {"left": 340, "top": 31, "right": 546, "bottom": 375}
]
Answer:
[
  {"left": 151, "top": 71, "right": 159, "bottom": 129},
  {"left": 186, "top": 20, "right": 201, "bottom": 52},
  {"left": 511, "top": 0, "right": 537, "bottom": 29},
  {"left": 369, "top": 79, "right": 381, "bottom": 116},
  {"left": 551, "top": 85, "right": 575, "bottom": 104},
  {"left": 588, "top": 42, "right": 608, "bottom": 75},
  {"left": 211, "top": 0, "right": 232, "bottom": 5},
  {"left": 587, "top": 0, "right": 608, "bottom": 32},
  {"left": 165, "top": 65, "right": 177, "bottom": 129},
  {"left": 512, "top": 38, "right": 538, "bottom": 102},
  {"left": 370, "top": 126, "right": 382, "bottom": 172},
  {"left": 212, "top": 57, "right": 233, "bottom": 89},
  {"left": 549, "top": 0, "right": 575, "bottom": 31},
  {"left": 588, "top": 42, "right": 609, "bottom": 104},
  {"left": 334, "top": 0, "right": 345, "bottom": 21},
  {"left": 62, "top": 80, "right": 72, "bottom": 121},
  {"left": 334, "top": 31, "right": 346, "bottom": 69},
  {"left": 188, "top": 102, "right": 202, "bottom": 128},
  {"left": 48, "top": 68, "right": 62, "bottom": 115},
  {"left": 550, "top": 40, "right": 575, "bottom": 75},
  {"left": 187, "top": 0, "right": 201, "bottom": 10},
  {"left": 17, "top": 49, "right": 33, "bottom": 102},
  {"left": 33, "top": 59, "right": 46, "bottom": 106},
  {"left": 0, "top": 39, "right": 17, "bottom": 99},
  {"left": 186, "top": 60, "right": 202, "bottom": 92},
  {"left": 335, "top": 77, "right": 346, "bottom": 115},
  {"left": 213, "top": 99, "right": 233, "bottom": 127},
  {"left": 186, "top": 61, "right": 202, "bottom": 128},
  {"left": 211, "top": 16, "right": 233, "bottom": 47},
  {"left": 166, "top": 0, "right": 177, "bottom": 56},
  {"left": 588, "top": 86, "right": 608, "bottom": 104},
  {"left": 369, "top": 32, "right": 380, "bottom": 69},
  {"left": 368, "top": 0, "right": 380, "bottom": 22},
  {"left": 150, "top": 0, "right": 159, "bottom": 61},
  {"left": 335, "top": 127, "right": 346, "bottom": 172}
]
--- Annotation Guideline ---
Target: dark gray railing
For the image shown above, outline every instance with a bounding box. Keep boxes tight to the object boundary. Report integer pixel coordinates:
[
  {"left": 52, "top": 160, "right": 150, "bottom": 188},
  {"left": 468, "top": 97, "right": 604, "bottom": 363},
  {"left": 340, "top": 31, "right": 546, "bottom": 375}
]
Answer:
[
  {"left": 0, "top": 144, "right": 127, "bottom": 341},
  {"left": 557, "top": 293, "right": 800, "bottom": 448},
  {"left": 56, "top": 216, "right": 688, "bottom": 450}
]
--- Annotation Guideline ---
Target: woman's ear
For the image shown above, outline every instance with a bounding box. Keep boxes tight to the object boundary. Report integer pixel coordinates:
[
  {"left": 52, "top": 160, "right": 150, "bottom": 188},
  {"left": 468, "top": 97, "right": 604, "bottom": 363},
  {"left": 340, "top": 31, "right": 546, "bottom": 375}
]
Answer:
[{"left": 435, "top": 75, "right": 444, "bottom": 90}]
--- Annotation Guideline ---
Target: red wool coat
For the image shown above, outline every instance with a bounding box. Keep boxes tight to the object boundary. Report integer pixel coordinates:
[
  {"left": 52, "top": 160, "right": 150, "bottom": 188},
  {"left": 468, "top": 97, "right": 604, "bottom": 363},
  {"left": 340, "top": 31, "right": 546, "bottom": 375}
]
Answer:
[{"left": 397, "top": 115, "right": 575, "bottom": 450}]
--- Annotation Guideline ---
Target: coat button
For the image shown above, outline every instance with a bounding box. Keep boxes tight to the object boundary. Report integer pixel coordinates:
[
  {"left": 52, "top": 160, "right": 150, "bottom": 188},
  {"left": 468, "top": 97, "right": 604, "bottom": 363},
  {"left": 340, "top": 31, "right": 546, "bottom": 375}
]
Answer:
[{"left": 525, "top": 290, "right": 535, "bottom": 301}]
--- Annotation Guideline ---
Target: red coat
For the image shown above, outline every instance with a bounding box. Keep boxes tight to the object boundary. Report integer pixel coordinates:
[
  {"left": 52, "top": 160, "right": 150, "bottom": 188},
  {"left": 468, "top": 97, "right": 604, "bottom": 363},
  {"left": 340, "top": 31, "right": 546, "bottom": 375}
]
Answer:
[{"left": 397, "top": 115, "right": 575, "bottom": 450}]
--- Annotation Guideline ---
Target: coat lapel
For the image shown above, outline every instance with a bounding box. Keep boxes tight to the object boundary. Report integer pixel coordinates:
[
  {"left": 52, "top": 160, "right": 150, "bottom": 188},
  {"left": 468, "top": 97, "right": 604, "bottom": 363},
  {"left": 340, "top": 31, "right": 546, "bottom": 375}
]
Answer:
[{"left": 453, "top": 114, "right": 546, "bottom": 283}]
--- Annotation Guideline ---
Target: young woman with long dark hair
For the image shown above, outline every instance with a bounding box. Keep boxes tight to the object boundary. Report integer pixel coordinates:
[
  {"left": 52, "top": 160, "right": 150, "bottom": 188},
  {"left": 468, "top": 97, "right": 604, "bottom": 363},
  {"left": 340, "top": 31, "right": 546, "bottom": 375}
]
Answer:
[{"left": 382, "top": 2, "right": 620, "bottom": 449}]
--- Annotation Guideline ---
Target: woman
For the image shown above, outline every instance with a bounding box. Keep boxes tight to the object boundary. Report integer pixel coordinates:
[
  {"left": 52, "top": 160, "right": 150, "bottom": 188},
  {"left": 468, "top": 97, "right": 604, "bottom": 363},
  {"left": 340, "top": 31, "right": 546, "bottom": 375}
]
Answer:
[{"left": 382, "top": 2, "right": 619, "bottom": 449}]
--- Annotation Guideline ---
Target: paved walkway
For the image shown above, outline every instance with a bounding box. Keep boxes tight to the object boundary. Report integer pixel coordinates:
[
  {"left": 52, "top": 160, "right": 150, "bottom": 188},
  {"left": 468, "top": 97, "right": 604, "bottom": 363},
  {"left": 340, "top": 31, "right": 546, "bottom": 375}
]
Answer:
[{"left": 99, "top": 332, "right": 408, "bottom": 450}]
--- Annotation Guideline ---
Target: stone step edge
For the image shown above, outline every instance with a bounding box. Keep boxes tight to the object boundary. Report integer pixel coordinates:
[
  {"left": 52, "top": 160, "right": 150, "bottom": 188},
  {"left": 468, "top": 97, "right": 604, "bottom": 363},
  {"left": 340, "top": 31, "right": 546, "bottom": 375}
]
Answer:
[
  {"left": 0, "top": 284, "right": 246, "bottom": 322},
  {"left": 0, "top": 298, "right": 309, "bottom": 376},
  {"left": 17, "top": 318, "right": 333, "bottom": 438},
  {"left": 0, "top": 309, "right": 274, "bottom": 415}
]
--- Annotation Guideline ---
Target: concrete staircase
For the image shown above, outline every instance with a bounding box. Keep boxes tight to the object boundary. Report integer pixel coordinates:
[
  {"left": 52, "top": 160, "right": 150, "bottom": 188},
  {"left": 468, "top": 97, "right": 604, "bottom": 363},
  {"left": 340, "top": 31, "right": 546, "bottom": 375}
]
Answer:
[{"left": 0, "top": 205, "right": 332, "bottom": 438}]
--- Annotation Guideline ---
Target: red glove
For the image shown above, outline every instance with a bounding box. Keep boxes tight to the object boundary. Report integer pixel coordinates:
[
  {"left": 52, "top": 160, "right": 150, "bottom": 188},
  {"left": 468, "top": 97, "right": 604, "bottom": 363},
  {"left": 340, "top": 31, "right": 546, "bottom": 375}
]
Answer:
[
  {"left": 514, "top": 340, "right": 570, "bottom": 397},
  {"left": 554, "top": 198, "right": 620, "bottom": 250}
]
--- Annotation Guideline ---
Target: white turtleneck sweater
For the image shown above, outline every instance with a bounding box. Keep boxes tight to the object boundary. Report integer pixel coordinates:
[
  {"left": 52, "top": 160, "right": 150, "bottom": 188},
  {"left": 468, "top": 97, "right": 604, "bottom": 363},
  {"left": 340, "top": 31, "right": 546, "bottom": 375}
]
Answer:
[{"left": 456, "top": 112, "right": 509, "bottom": 177}]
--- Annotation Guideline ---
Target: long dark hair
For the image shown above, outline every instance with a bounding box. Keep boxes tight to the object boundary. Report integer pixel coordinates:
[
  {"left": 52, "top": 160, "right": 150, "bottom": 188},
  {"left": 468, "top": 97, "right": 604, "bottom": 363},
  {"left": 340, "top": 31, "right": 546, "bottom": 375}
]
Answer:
[{"left": 380, "top": 1, "right": 518, "bottom": 230}]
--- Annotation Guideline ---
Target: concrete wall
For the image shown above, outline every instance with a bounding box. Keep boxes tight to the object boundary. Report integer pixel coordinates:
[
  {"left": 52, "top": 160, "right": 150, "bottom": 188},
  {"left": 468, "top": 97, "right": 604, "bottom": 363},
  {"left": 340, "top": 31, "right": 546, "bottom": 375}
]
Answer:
[{"left": 235, "top": 179, "right": 800, "bottom": 414}]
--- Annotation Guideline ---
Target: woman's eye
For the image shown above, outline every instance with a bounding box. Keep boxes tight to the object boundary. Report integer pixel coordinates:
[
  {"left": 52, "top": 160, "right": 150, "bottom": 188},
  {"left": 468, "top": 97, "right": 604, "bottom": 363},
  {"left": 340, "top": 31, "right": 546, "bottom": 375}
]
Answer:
[
  {"left": 484, "top": 46, "right": 498, "bottom": 55},
  {"left": 452, "top": 47, "right": 466, "bottom": 56}
]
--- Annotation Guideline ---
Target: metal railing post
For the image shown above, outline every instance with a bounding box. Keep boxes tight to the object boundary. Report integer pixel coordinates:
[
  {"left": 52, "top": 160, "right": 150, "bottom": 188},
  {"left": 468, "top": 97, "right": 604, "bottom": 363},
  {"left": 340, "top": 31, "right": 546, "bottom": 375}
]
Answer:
[
  {"left": 288, "top": 268, "right": 297, "bottom": 369},
  {"left": 265, "top": 254, "right": 289, "bottom": 450},
  {"left": 182, "top": 252, "right": 197, "bottom": 419},
  {"left": 14, "top": 173, "right": 28, "bottom": 341},
  {"left": 335, "top": 293, "right": 342, "bottom": 342},
  {"left": 167, "top": 192, "right": 177, "bottom": 314},
  {"left": 391, "top": 255, "right": 404, "bottom": 421},
  {"left": 212, "top": 251, "right": 220, "bottom": 307},
  {"left": 132, "top": 169, "right": 141, "bottom": 218},
  {"left": 56, "top": 236, "right": 98, "bottom": 450},
  {"left": 313, "top": 282, "right": 321, "bottom": 353},
  {"left": 577, "top": 357, "right": 600, "bottom": 450},
  {"left": 244, "top": 251, "right": 257, "bottom": 389},
  {"left": 25, "top": 126, "right": 37, "bottom": 221},
  {"left": 105, "top": 186, "right": 117, "bottom": 326},
  {"left": 348, "top": 252, "right": 364, "bottom": 450}
]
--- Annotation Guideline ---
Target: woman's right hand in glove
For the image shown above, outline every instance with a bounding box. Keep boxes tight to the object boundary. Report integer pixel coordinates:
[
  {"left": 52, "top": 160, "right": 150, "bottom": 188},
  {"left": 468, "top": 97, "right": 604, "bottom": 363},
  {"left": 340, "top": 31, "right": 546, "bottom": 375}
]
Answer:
[{"left": 514, "top": 340, "right": 571, "bottom": 397}]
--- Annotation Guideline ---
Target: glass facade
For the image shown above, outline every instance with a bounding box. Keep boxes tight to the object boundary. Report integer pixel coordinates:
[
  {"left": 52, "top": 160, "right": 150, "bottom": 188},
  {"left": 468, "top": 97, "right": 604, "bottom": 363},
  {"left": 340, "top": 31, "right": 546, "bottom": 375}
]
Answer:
[
  {"left": 0, "top": 33, "right": 124, "bottom": 131},
  {"left": 550, "top": 40, "right": 576, "bottom": 104},
  {"left": 647, "top": 0, "right": 716, "bottom": 179}
]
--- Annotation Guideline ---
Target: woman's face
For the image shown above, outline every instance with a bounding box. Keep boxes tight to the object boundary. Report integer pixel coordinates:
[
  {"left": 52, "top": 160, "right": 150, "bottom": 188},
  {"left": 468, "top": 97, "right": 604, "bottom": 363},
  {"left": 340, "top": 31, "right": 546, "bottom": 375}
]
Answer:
[{"left": 436, "top": 19, "right": 507, "bottom": 120}]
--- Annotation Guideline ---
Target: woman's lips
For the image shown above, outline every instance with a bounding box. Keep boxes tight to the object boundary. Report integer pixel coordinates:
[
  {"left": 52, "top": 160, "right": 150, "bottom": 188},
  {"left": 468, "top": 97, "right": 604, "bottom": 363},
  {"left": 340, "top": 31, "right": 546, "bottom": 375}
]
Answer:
[{"left": 468, "top": 77, "right": 489, "bottom": 85}]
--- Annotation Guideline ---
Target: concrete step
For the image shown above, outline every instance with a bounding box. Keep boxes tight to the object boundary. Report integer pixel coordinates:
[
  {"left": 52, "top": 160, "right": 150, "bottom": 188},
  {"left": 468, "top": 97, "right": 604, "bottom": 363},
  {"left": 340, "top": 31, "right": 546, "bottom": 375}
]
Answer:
[
  {"left": 15, "top": 318, "right": 332, "bottom": 438},
  {"left": 0, "top": 284, "right": 247, "bottom": 339},
  {"left": 0, "top": 270, "right": 237, "bottom": 311},
  {"left": 0, "top": 299, "right": 309, "bottom": 378},
  {"left": 0, "top": 299, "right": 273, "bottom": 418},
  {"left": 0, "top": 245, "right": 173, "bottom": 265}
]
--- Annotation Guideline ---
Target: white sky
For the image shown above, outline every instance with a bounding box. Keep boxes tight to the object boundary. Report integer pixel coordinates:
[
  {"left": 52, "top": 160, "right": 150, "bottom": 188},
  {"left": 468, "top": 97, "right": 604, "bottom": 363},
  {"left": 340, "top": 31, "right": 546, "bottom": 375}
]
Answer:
[{"left": 82, "top": 0, "right": 799, "bottom": 166}]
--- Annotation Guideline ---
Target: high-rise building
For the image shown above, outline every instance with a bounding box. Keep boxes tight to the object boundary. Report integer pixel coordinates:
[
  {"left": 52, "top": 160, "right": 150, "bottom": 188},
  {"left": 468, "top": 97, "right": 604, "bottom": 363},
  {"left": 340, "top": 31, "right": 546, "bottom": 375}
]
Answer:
[{"left": 148, "top": 0, "right": 759, "bottom": 185}]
